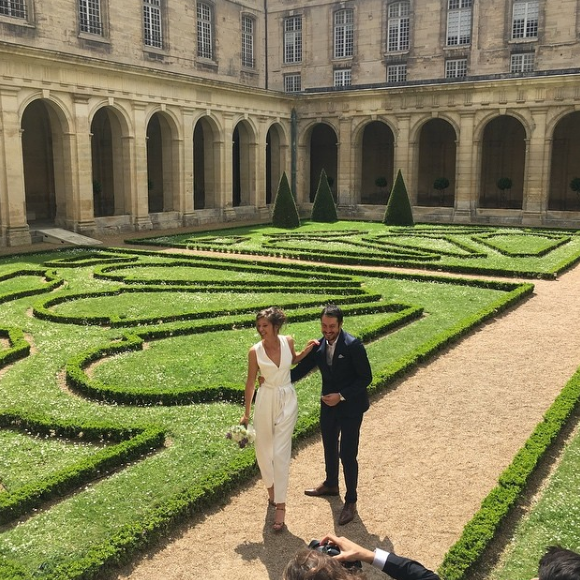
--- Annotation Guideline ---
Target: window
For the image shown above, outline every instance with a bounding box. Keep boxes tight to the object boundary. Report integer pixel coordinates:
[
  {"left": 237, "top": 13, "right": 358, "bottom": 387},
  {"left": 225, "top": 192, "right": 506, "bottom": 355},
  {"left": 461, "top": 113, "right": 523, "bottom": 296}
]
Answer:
[
  {"left": 143, "top": 0, "right": 162, "bottom": 49},
  {"left": 79, "top": 0, "right": 103, "bottom": 35},
  {"left": 284, "top": 15, "right": 302, "bottom": 63},
  {"left": 510, "top": 52, "right": 534, "bottom": 72},
  {"left": 512, "top": 0, "right": 539, "bottom": 39},
  {"left": 334, "top": 69, "right": 351, "bottom": 87},
  {"left": 447, "top": 0, "right": 472, "bottom": 46},
  {"left": 387, "top": 64, "right": 407, "bottom": 83},
  {"left": 387, "top": 2, "right": 410, "bottom": 52},
  {"left": 0, "top": 0, "right": 27, "bottom": 19},
  {"left": 241, "top": 15, "right": 254, "bottom": 68},
  {"left": 334, "top": 9, "right": 353, "bottom": 59},
  {"left": 446, "top": 58, "right": 467, "bottom": 78},
  {"left": 197, "top": 2, "right": 213, "bottom": 59},
  {"left": 284, "top": 73, "right": 301, "bottom": 92}
]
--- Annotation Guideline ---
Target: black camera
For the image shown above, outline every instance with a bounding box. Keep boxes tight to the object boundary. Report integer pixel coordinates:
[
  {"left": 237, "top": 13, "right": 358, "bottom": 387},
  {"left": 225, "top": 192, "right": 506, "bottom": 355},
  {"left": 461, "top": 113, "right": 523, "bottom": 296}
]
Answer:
[{"left": 308, "top": 540, "right": 362, "bottom": 570}]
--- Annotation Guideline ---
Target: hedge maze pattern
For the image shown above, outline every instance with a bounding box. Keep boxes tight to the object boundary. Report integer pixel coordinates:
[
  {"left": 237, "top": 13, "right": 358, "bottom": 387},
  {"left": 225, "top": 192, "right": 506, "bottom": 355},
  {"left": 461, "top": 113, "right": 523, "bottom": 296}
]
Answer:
[
  {"left": 135, "top": 224, "right": 580, "bottom": 278},
  {"left": 0, "top": 242, "right": 537, "bottom": 578}
]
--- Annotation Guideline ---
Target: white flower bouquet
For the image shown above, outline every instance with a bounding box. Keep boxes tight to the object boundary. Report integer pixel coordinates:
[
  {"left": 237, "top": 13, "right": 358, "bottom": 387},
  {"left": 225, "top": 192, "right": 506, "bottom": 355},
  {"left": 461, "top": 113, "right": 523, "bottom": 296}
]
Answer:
[{"left": 225, "top": 424, "right": 256, "bottom": 448}]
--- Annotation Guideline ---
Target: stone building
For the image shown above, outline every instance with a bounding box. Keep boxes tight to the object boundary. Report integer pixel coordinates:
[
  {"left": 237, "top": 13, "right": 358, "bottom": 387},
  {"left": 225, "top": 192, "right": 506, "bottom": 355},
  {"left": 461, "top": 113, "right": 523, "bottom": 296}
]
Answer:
[{"left": 1, "top": 0, "right": 579, "bottom": 246}]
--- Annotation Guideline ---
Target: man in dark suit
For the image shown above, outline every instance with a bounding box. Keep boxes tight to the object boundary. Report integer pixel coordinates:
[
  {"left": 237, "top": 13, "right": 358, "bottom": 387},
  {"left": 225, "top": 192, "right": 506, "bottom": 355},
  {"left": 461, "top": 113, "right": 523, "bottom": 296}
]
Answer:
[
  {"left": 291, "top": 304, "right": 372, "bottom": 526},
  {"left": 319, "top": 533, "right": 440, "bottom": 579}
]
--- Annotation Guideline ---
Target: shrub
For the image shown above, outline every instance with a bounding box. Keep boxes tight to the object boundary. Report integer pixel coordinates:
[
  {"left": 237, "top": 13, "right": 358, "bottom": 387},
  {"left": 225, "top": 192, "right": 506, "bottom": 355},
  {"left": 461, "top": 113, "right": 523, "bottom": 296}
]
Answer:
[
  {"left": 433, "top": 177, "right": 450, "bottom": 191},
  {"left": 383, "top": 169, "right": 414, "bottom": 226},
  {"left": 272, "top": 171, "right": 300, "bottom": 228},
  {"left": 311, "top": 168, "right": 338, "bottom": 223}
]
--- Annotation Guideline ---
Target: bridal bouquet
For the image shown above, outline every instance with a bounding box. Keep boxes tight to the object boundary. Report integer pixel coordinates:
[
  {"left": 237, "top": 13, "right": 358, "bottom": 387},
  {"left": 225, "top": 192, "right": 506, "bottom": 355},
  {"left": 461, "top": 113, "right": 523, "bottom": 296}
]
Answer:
[{"left": 225, "top": 424, "right": 256, "bottom": 449}]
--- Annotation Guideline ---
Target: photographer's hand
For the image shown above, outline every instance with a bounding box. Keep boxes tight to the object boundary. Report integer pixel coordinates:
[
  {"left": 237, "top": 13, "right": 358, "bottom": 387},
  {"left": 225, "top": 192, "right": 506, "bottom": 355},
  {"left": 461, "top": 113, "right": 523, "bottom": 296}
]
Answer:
[{"left": 320, "top": 534, "right": 375, "bottom": 565}]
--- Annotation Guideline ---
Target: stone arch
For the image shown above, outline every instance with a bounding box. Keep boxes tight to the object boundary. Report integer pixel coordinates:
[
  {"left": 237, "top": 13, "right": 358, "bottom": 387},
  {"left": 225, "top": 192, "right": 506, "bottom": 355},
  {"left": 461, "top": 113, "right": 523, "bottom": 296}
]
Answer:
[
  {"left": 417, "top": 118, "right": 457, "bottom": 207},
  {"left": 265, "top": 122, "right": 288, "bottom": 204},
  {"left": 548, "top": 111, "right": 580, "bottom": 211},
  {"left": 479, "top": 115, "right": 526, "bottom": 210},
  {"left": 355, "top": 119, "right": 395, "bottom": 205},
  {"left": 90, "top": 105, "right": 132, "bottom": 217},
  {"left": 232, "top": 119, "right": 257, "bottom": 207},
  {"left": 146, "top": 110, "right": 181, "bottom": 213},
  {"left": 193, "top": 114, "right": 222, "bottom": 210},
  {"left": 20, "top": 97, "right": 72, "bottom": 226},
  {"left": 308, "top": 122, "right": 338, "bottom": 203}
]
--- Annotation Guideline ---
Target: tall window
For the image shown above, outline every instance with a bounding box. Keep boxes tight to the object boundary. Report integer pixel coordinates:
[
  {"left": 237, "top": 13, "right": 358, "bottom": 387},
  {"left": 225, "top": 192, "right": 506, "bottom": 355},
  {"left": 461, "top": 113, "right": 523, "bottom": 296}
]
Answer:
[
  {"left": 284, "top": 73, "right": 301, "bottom": 92},
  {"left": 387, "top": 64, "right": 407, "bottom": 83},
  {"left": 447, "top": 0, "right": 472, "bottom": 46},
  {"left": 241, "top": 15, "right": 254, "bottom": 68},
  {"left": 334, "top": 69, "right": 352, "bottom": 87},
  {"left": 511, "top": 52, "right": 534, "bottom": 72},
  {"left": 334, "top": 9, "right": 353, "bottom": 59},
  {"left": 284, "top": 15, "right": 302, "bottom": 63},
  {"left": 144, "top": 0, "right": 162, "bottom": 49},
  {"left": 79, "top": 0, "right": 103, "bottom": 35},
  {"left": 197, "top": 2, "right": 213, "bottom": 59},
  {"left": 512, "top": 0, "right": 539, "bottom": 39},
  {"left": 0, "top": 0, "right": 27, "bottom": 19},
  {"left": 387, "top": 2, "right": 410, "bottom": 52},
  {"left": 446, "top": 58, "right": 467, "bottom": 78}
]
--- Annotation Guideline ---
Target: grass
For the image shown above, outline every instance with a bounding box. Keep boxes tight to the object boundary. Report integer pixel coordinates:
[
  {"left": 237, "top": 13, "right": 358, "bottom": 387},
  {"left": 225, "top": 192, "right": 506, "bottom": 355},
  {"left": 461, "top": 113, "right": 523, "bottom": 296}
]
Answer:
[
  {"left": 0, "top": 221, "right": 578, "bottom": 578},
  {"left": 487, "top": 421, "right": 580, "bottom": 580},
  {"left": 131, "top": 222, "right": 580, "bottom": 278}
]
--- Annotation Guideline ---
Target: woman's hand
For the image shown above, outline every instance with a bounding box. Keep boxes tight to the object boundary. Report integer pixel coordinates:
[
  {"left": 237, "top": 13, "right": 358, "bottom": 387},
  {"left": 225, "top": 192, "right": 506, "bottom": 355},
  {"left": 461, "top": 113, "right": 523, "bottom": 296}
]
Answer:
[{"left": 240, "top": 415, "right": 249, "bottom": 427}]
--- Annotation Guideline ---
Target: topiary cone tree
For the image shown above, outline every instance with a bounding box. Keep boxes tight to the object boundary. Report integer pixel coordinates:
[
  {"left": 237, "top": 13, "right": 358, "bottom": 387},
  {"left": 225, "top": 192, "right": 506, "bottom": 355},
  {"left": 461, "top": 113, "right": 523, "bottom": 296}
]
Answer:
[
  {"left": 272, "top": 171, "right": 300, "bottom": 228},
  {"left": 383, "top": 169, "right": 414, "bottom": 226},
  {"left": 311, "top": 168, "right": 338, "bottom": 223}
]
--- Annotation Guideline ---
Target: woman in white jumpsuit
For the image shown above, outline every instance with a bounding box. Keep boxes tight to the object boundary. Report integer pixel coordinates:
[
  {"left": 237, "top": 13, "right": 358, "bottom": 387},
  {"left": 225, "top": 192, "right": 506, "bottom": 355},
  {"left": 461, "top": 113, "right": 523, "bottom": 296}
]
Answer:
[{"left": 241, "top": 307, "right": 317, "bottom": 532}]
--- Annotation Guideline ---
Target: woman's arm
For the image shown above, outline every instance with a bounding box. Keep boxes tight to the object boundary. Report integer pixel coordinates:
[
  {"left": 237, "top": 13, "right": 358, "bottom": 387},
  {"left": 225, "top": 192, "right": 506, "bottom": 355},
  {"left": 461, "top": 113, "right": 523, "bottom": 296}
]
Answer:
[
  {"left": 241, "top": 347, "right": 259, "bottom": 425},
  {"left": 290, "top": 336, "right": 320, "bottom": 364}
]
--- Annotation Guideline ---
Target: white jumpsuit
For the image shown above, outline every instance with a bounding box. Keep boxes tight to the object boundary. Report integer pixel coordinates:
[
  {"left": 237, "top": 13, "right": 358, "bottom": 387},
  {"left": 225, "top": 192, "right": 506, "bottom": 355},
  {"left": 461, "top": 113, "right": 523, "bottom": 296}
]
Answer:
[{"left": 253, "top": 335, "right": 298, "bottom": 504}]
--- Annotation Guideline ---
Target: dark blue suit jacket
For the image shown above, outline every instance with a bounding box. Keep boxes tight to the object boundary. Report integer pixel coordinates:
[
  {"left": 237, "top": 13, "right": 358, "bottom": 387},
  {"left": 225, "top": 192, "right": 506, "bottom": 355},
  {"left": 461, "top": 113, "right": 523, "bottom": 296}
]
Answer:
[
  {"left": 290, "top": 329, "right": 371, "bottom": 417},
  {"left": 382, "top": 553, "right": 440, "bottom": 580}
]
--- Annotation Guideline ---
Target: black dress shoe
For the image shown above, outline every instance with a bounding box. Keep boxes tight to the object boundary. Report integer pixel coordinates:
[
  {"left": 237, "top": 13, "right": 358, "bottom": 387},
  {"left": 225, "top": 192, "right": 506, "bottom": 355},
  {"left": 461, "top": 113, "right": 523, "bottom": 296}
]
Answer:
[
  {"left": 304, "top": 484, "right": 340, "bottom": 497},
  {"left": 338, "top": 502, "right": 357, "bottom": 525}
]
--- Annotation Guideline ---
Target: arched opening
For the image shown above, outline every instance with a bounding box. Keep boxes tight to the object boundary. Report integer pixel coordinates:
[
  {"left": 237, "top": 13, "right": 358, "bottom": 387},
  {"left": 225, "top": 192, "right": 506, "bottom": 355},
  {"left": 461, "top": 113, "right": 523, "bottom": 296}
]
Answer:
[
  {"left": 266, "top": 123, "right": 286, "bottom": 205},
  {"left": 91, "top": 107, "right": 128, "bottom": 217},
  {"left": 417, "top": 118, "right": 457, "bottom": 207},
  {"left": 147, "top": 112, "right": 179, "bottom": 214},
  {"left": 360, "top": 121, "right": 395, "bottom": 205},
  {"left": 309, "top": 124, "right": 337, "bottom": 202},
  {"left": 232, "top": 121, "right": 255, "bottom": 207},
  {"left": 479, "top": 116, "right": 525, "bottom": 210},
  {"left": 193, "top": 117, "right": 221, "bottom": 210},
  {"left": 549, "top": 111, "right": 580, "bottom": 211},
  {"left": 21, "top": 100, "right": 61, "bottom": 224}
]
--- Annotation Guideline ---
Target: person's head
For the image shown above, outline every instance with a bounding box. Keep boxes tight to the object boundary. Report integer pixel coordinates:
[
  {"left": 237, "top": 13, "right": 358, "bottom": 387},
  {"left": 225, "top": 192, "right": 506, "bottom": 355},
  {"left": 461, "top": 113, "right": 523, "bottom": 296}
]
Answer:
[
  {"left": 283, "top": 548, "right": 363, "bottom": 580},
  {"left": 536, "top": 546, "right": 580, "bottom": 580},
  {"left": 256, "top": 307, "right": 287, "bottom": 337},
  {"left": 320, "top": 304, "right": 344, "bottom": 344}
]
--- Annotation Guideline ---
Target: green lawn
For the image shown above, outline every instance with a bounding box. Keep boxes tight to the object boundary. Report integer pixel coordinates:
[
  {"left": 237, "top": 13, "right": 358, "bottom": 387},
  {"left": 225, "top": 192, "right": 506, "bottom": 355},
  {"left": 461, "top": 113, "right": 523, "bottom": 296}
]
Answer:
[{"left": 0, "top": 226, "right": 572, "bottom": 579}]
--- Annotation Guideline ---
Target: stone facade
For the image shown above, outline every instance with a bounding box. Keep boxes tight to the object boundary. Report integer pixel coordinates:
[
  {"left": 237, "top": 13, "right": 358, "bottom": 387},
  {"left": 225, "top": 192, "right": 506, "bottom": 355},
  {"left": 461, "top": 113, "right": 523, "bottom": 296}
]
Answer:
[{"left": 0, "top": 0, "right": 579, "bottom": 246}]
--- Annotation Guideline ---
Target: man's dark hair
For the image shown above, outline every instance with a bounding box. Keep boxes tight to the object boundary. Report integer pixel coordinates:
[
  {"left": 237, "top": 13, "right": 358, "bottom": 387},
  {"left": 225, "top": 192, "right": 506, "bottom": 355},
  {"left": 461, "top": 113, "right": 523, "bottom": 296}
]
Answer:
[
  {"left": 538, "top": 546, "right": 580, "bottom": 580},
  {"left": 321, "top": 304, "right": 343, "bottom": 324}
]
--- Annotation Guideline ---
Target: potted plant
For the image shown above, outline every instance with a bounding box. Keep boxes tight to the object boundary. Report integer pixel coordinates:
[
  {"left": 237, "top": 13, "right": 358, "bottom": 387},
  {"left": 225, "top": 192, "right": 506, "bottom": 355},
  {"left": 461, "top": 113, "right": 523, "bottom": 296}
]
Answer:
[{"left": 433, "top": 177, "right": 450, "bottom": 205}]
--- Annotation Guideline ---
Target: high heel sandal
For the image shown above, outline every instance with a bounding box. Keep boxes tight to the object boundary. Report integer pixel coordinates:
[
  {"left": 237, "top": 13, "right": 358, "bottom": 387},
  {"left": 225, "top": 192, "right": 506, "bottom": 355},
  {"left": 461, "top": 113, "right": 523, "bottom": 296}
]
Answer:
[{"left": 273, "top": 506, "right": 286, "bottom": 532}]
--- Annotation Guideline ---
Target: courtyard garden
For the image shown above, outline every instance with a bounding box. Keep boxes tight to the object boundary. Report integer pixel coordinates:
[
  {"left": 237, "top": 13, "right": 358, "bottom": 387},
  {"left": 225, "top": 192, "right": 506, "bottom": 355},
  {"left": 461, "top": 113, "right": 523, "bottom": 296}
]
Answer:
[{"left": 1, "top": 222, "right": 580, "bottom": 579}]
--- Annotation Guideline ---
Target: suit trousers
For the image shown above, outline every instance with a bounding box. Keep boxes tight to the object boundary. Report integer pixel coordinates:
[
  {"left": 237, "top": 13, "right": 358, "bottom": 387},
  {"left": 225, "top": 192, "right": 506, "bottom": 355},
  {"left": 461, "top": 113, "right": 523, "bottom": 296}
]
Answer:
[
  {"left": 253, "top": 383, "right": 298, "bottom": 504},
  {"left": 320, "top": 405, "right": 363, "bottom": 503}
]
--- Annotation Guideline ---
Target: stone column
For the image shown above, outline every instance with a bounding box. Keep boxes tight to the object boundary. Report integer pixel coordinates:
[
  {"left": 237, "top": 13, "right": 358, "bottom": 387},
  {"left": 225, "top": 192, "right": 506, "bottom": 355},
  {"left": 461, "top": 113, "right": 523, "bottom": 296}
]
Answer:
[
  {"left": 222, "top": 113, "right": 235, "bottom": 219},
  {"left": 72, "top": 94, "right": 97, "bottom": 234},
  {"left": 131, "top": 102, "right": 152, "bottom": 230},
  {"left": 0, "top": 86, "right": 31, "bottom": 245},
  {"left": 393, "top": 114, "right": 413, "bottom": 200},
  {"left": 523, "top": 107, "right": 548, "bottom": 222},
  {"left": 454, "top": 111, "right": 477, "bottom": 221},
  {"left": 182, "top": 107, "right": 195, "bottom": 225},
  {"left": 337, "top": 116, "right": 355, "bottom": 208}
]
